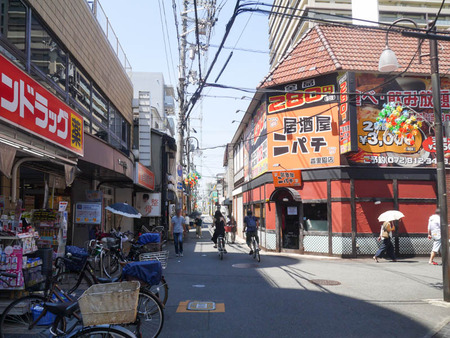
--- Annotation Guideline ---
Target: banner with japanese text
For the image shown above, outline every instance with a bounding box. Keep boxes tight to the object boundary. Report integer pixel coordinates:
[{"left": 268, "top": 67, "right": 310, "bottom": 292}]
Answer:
[
  {"left": 267, "top": 104, "right": 340, "bottom": 169},
  {"left": 0, "top": 54, "right": 83, "bottom": 155},
  {"left": 347, "top": 73, "right": 450, "bottom": 167}
]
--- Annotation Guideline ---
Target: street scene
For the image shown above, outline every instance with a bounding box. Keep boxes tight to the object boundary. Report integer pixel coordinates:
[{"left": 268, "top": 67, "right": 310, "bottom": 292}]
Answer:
[
  {"left": 161, "top": 220, "right": 450, "bottom": 338},
  {"left": 0, "top": 0, "right": 450, "bottom": 337}
]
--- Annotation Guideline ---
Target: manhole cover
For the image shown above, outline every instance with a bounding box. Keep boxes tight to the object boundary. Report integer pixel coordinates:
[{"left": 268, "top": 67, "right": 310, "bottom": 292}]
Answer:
[
  {"left": 232, "top": 263, "right": 259, "bottom": 268},
  {"left": 309, "top": 279, "right": 341, "bottom": 286},
  {"left": 187, "top": 301, "right": 216, "bottom": 311}
]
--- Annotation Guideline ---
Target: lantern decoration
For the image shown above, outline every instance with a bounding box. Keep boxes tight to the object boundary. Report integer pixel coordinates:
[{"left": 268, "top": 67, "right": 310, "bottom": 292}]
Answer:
[{"left": 375, "top": 102, "right": 423, "bottom": 145}]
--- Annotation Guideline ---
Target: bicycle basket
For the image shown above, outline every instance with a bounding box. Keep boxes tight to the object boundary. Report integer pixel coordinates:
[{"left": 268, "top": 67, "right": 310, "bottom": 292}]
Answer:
[
  {"left": 78, "top": 281, "right": 140, "bottom": 326},
  {"left": 139, "top": 250, "right": 169, "bottom": 269},
  {"left": 65, "top": 246, "right": 88, "bottom": 272},
  {"left": 122, "top": 260, "right": 162, "bottom": 286},
  {"left": 101, "top": 236, "right": 118, "bottom": 249}
]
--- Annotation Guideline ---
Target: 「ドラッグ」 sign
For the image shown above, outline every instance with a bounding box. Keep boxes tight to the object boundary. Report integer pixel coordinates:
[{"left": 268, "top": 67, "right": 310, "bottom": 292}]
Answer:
[{"left": 0, "top": 54, "right": 83, "bottom": 155}]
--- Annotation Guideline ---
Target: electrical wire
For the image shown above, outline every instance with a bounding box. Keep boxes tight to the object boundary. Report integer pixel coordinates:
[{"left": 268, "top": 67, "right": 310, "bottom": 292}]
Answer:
[{"left": 158, "top": 0, "right": 176, "bottom": 86}]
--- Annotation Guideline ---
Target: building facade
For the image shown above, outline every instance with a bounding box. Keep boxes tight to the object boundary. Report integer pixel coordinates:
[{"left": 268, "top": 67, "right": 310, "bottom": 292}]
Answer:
[
  {"left": 0, "top": 0, "right": 136, "bottom": 247},
  {"left": 231, "top": 24, "right": 450, "bottom": 257}
]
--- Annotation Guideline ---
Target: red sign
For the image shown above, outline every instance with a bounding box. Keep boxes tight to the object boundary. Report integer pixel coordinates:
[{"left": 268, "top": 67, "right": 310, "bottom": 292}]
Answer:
[
  {"left": 0, "top": 54, "right": 84, "bottom": 155},
  {"left": 135, "top": 163, "right": 155, "bottom": 190},
  {"left": 272, "top": 170, "right": 302, "bottom": 187}
]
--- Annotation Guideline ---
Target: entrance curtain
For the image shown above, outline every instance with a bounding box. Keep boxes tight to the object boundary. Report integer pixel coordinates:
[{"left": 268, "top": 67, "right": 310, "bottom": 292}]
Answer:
[
  {"left": 64, "top": 164, "right": 76, "bottom": 187},
  {"left": 0, "top": 144, "right": 16, "bottom": 178}
]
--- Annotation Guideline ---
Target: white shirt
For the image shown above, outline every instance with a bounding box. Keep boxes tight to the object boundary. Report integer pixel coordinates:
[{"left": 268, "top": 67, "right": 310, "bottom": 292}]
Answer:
[{"left": 428, "top": 214, "right": 441, "bottom": 240}]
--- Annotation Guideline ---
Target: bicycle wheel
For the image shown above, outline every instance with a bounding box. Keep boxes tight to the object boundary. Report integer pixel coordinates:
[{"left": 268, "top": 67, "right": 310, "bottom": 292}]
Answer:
[
  {"left": 125, "top": 290, "right": 164, "bottom": 338},
  {"left": 57, "top": 271, "right": 92, "bottom": 298},
  {"left": 102, "top": 251, "right": 121, "bottom": 278},
  {"left": 146, "top": 276, "right": 169, "bottom": 306},
  {"left": 252, "top": 239, "right": 257, "bottom": 259},
  {"left": 0, "top": 295, "right": 66, "bottom": 338},
  {"left": 68, "top": 324, "right": 135, "bottom": 338},
  {"left": 255, "top": 245, "right": 261, "bottom": 262}
]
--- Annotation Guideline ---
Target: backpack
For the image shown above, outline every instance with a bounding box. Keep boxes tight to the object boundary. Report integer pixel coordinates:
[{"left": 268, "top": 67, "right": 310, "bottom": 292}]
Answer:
[{"left": 245, "top": 216, "right": 257, "bottom": 231}]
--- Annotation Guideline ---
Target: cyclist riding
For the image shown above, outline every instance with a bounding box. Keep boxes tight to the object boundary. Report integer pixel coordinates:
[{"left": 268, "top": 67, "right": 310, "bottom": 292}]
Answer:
[
  {"left": 243, "top": 210, "right": 259, "bottom": 255},
  {"left": 211, "top": 210, "right": 227, "bottom": 253}
]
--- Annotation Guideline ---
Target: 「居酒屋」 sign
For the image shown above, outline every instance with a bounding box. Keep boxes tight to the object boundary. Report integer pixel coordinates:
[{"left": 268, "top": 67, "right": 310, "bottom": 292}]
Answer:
[{"left": 0, "top": 54, "right": 84, "bottom": 155}]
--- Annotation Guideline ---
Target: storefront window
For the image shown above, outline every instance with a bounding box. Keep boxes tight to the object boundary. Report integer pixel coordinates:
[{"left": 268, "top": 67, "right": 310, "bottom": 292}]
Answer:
[
  {"left": 0, "top": 0, "right": 26, "bottom": 54},
  {"left": 109, "top": 105, "right": 130, "bottom": 153},
  {"left": 303, "top": 203, "right": 328, "bottom": 231},
  {"left": 30, "top": 13, "right": 66, "bottom": 91}
]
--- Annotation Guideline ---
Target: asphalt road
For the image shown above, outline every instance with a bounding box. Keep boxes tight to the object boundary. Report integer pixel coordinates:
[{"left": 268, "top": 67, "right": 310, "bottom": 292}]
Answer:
[{"left": 159, "top": 215, "right": 450, "bottom": 338}]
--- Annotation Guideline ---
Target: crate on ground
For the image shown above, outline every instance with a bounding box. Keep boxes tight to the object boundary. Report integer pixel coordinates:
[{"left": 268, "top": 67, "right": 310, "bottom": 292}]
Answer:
[
  {"left": 139, "top": 250, "right": 169, "bottom": 269},
  {"left": 78, "top": 281, "right": 140, "bottom": 326}
]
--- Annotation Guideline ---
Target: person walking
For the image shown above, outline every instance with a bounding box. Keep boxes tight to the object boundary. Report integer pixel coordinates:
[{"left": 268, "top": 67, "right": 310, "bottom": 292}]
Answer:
[
  {"left": 172, "top": 208, "right": 187, "bottom": 257},
  {"left": 373, "top": 221, "right": 396, "bottom": 262},
  {"left": 428, "top": 208, "right": 441, "bottom": 265},
  {"left": 195, "top": 215, "right": 203, "bottom": 239},
  {"left": 226, "top": 215, "right": 237, "bottom": 244}
]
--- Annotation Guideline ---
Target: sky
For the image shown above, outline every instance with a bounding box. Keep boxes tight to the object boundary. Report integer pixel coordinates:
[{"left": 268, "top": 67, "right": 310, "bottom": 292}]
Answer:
[{"left": 98, "top": 0, "right": 271, "bottom": 194}]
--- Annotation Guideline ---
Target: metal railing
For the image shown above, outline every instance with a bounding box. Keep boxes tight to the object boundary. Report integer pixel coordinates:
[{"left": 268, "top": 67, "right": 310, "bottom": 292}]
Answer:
[{"left": 86, "top": 0, "right": 132, "bottom": 73}]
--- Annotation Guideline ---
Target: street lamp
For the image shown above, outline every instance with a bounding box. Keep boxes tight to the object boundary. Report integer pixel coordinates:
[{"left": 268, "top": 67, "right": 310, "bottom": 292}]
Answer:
[{"left": 378, "top": 19, "right": 449, "bottom": 302}]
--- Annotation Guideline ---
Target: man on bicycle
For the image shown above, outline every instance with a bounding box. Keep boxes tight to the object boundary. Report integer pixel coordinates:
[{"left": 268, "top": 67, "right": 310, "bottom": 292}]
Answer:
[{"left": 243, "top": 210, "right": 259, "bottom": 255}]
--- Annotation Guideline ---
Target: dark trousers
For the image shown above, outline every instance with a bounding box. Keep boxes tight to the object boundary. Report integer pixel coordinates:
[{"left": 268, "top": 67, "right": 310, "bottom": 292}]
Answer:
[
  {"left": 173, "top": 232, "right": 183, "bottom": 254},
  {"left": 211, "top": 229, "right": 225, "bottom": 244},
  {"left": 375, "top": 238, "right": 396, "bottom": 260}
]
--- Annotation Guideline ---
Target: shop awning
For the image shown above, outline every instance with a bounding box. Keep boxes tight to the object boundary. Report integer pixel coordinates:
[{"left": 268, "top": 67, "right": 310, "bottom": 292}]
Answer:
[{"left": 269, "top": 187, "right": 302, "bottom": 202}]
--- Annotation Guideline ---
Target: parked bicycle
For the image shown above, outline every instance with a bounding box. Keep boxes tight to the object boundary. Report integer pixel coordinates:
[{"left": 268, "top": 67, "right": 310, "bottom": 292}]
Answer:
[{"left": 0, "top": 256, "right": 164, "bottom": 338}]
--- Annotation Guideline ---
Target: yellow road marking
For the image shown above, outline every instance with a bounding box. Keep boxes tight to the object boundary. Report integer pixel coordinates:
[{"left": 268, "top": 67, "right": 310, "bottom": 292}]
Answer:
[{"left": 176, "top": 300, "right": 225, "bottom": 313}]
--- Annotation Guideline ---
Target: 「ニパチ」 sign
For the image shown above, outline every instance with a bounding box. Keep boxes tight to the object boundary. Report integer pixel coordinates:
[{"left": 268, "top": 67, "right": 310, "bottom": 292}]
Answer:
[
  {"left": 0, "top": 54, "right": 84, "bottom": 155},
  {"left": 272, "top": 170, "right": 302, "bottom": 187}
]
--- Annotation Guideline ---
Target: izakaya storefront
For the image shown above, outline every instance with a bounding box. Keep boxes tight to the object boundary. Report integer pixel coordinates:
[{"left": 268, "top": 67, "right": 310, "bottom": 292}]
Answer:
[{"left": 236, "top": 72, "right": 444, "bottom": 256}]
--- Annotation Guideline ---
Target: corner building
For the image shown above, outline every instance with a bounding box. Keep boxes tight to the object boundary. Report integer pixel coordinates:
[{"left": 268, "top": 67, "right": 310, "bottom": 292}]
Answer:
[{"left": 232, "top": 24, "right": 450, "bottom": 257}]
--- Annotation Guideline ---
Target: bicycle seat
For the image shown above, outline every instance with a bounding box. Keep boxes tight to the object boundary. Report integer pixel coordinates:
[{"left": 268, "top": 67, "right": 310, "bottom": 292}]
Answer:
[
  {"left": 97, "top": 277, "right": 120, "bottom": 283},
  {"left": 44, "top": 301, "right": 79, "bottom": 317}
]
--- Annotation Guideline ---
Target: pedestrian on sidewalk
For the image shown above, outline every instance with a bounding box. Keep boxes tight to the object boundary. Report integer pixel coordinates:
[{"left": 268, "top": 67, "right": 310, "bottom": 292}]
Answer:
[
  {"left": 428, "top": 208, "right": 441, "bottom": 265},
  {"left": 195, "top": 215, "right": 203, "bottom": 238},
  {"left": 172, "top": 208, "right": 187, "bottom": 257},
  {"left": 373, "top": 221, "right": 396, "bottom": 262}
]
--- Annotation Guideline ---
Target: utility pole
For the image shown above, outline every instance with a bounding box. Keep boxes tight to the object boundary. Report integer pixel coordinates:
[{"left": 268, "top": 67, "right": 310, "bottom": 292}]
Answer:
[
  {"left": 175, "top": 0, "right": 216, "bottom": 211},
  {"left": 176, "top": 0, "right": 188, "bottom": 209}
]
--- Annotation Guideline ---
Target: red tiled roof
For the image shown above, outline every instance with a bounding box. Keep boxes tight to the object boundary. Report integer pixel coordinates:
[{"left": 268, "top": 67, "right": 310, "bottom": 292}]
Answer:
[{"left": 260, "top": 24, "right": 450, "bottom": 88}]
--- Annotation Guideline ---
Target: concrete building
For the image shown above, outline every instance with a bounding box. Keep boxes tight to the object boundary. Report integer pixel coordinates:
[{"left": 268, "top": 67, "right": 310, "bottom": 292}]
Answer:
[{"left": 269, "top": 0, "right": 450, "bottom": 68}]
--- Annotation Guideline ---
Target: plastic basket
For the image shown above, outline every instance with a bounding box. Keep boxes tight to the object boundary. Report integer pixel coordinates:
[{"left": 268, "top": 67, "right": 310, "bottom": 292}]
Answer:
[
  {"left": 78, "top": 281, "right": 140, "bottom": 326},
  {"left": 139, "top": 250, "right": 169, "bottom": 269}
]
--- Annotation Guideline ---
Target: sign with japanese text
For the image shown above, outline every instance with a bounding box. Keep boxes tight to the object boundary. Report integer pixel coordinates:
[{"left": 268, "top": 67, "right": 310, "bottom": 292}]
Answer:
[
  {"left": 267, "top": 104, "right": 340, "bottom": 169},
  {"left": 272, "top": 170, "right": 302, "bottom": 187},
  {"left": 75, "top": 202, "right": 102, "bottom": 224},
  {"left": 134, "top": 162, "right": 155, "bottom": 190},
  {"left": 267, "top": 74, "right": 338, "bottom": 114},
  {"left": 135, "top": 192, "right": 161, "bottom": 217},
  {"left": 0, "top": 54, "right": 84, "bottom": 155},
  {"left": 338, "top": 72, "right": 358, "bottom": 154},
  {"left": 346, "top": 73, "right": 450, "bottom": 167}
]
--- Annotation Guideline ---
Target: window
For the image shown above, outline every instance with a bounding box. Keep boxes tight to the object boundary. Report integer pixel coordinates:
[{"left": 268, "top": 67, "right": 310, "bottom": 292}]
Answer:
[
  {"left": 30, "top": 13, "right": 66, "bottom": 91},
  {"left": 0, "top": 0, "right": 26, "bottom": 54},
  {"left": 68, "top": 60, "right": 91, "bottom": 112},
  {"left": 92, "top": 86, "right": 108, "bottom": 124},
  {"left": 303, "top": 203, "right": 328, "bottom": 231}
]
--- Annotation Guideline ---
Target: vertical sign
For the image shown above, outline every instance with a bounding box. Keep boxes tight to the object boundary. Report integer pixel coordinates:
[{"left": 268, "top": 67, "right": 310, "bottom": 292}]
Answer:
[{"left": 338, "top": 72, "right": 358, "bottom": 154}]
